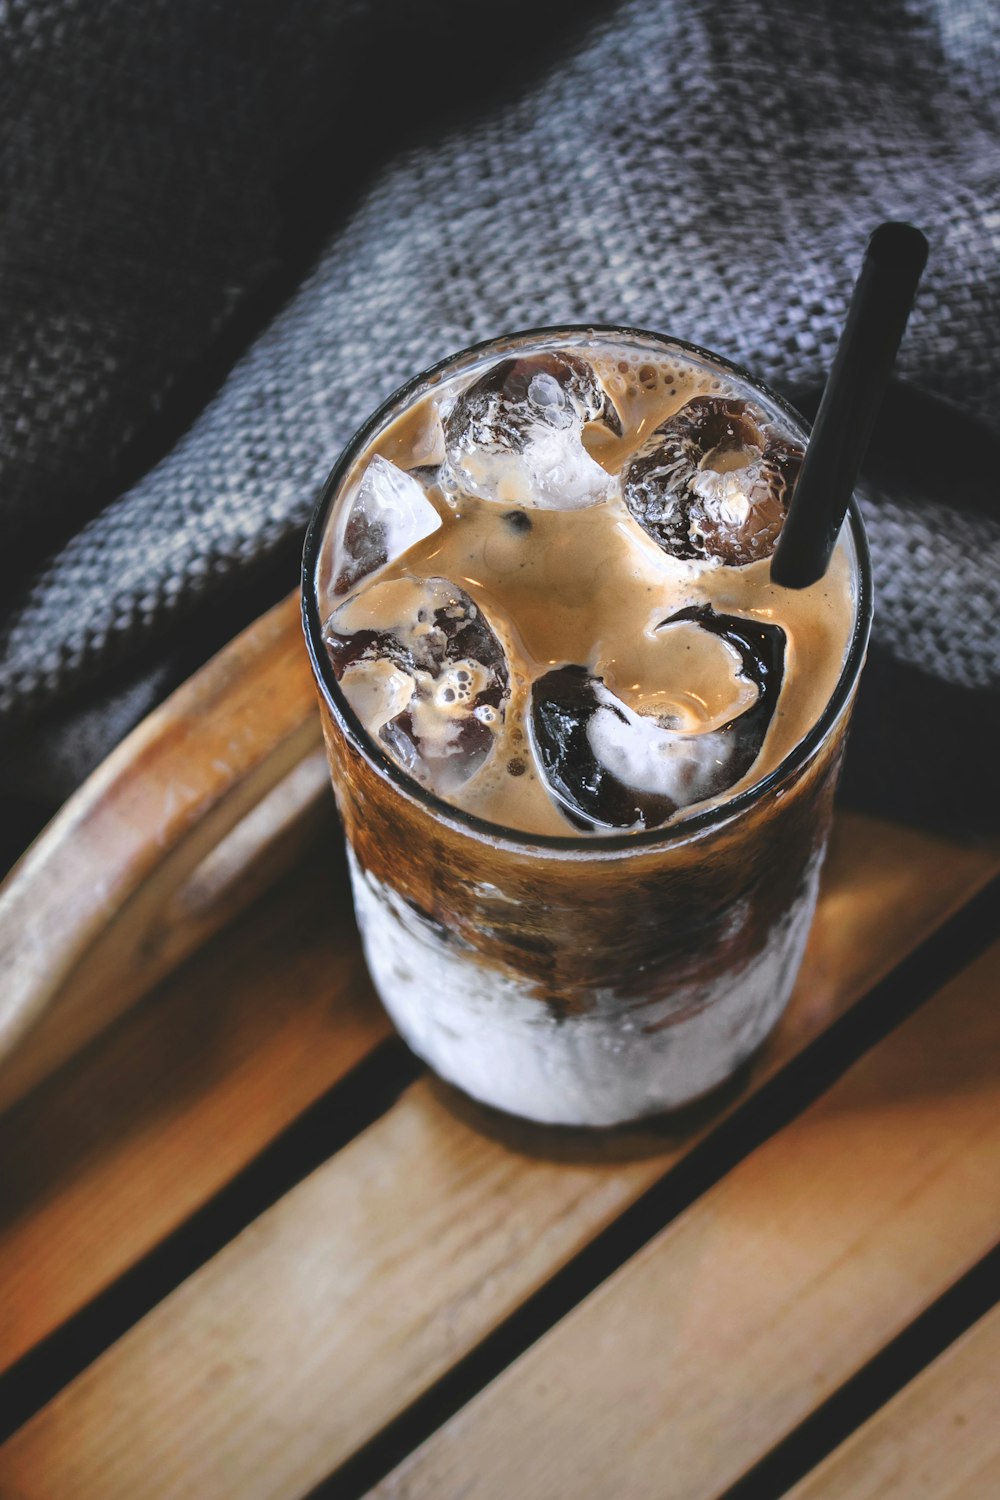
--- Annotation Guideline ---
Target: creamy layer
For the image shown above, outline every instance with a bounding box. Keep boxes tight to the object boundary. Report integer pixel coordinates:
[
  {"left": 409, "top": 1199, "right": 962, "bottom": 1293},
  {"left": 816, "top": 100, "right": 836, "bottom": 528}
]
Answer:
[
  {"left": 316, "top": 334, "right": 856, "bottom": 838},
  {"left": 348, "top": 846, "right": 823, "bottom": 1125}
]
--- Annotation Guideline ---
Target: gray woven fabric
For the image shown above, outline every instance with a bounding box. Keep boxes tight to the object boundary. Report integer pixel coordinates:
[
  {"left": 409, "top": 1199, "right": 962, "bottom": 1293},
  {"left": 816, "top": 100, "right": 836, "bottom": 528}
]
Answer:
[
  {"left": 1, "top": 0, "right": 998, "bottom": 759},
  {"left": 865, "top": 493, "right": 998, "bottom": 692}
]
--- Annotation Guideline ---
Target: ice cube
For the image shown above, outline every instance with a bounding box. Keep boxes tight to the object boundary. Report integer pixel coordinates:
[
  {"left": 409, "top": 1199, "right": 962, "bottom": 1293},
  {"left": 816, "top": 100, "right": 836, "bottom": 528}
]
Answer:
[
  {"left": 442, "top": 351, "right": 623, "bottom": 509},
  {"left": 324, "top": 576, "right": 508, "bottom": 794},
  {"left": 529, "top": 666, "right": 681, "bottom": 831},
  {"left": 529, "top": 607, "right": 785, "bottom": 830},
  {"left": 409, "top": 407, "right": 447, "bottom": 467},
  {"left": 333, "top": 454, "right": 441, "bottom": 596},
  {"left": 622, "top": 396, "right": 802, "bottom": 565},
  {"left": 661, "top": 605, "right": 785, "bottom": 756}
]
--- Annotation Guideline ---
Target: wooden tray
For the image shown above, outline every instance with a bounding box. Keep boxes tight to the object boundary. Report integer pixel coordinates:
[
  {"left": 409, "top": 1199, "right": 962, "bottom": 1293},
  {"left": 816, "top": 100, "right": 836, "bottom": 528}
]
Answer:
[
  {"left": 1, "top": 593, "right": 998, "bottom": 1499},
  {"left": 0, "top": 592, "right": 328, "bottom": 1111}
]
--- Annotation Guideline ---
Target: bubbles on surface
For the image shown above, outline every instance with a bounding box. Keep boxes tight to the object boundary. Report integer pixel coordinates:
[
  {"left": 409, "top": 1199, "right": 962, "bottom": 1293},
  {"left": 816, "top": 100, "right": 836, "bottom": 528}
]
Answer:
[{"left": 324, "top": 576, "right": 509, "bottom": 794}]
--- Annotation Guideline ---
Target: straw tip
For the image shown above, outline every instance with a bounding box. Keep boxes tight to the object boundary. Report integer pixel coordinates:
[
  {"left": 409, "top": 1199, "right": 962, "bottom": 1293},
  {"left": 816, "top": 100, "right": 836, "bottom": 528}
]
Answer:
[
  {"left": 768, "top": 549, "right": 824, "bottom": 591},
  {"left": 866, "top": 221, "right": 929, "bottom": 277}
]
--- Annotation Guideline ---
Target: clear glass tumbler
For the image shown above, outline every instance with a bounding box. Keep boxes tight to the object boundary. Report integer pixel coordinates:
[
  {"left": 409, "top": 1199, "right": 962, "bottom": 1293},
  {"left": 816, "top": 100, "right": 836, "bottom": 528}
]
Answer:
[{"left": 302, "top": 326, "right": 872, "bottom": 1126}]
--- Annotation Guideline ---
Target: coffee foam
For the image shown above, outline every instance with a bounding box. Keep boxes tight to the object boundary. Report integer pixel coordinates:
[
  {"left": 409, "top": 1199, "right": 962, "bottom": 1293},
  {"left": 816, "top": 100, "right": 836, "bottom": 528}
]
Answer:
[{"left": 317, "top": 335, "right": 856, "bottom": 838}]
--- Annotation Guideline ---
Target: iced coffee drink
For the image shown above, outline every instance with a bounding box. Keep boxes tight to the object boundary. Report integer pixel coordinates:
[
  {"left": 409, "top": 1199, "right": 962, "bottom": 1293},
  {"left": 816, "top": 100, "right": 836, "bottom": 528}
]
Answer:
[{"left": 303, "top": 327, "right": 870, "bottom": 1125}]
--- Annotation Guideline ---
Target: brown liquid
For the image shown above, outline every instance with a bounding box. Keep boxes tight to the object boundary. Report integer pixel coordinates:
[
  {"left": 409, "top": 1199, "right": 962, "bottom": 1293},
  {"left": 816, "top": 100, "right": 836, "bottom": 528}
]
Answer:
[{"left": 317, "top": 337, "right": 856, "bottom": 838}]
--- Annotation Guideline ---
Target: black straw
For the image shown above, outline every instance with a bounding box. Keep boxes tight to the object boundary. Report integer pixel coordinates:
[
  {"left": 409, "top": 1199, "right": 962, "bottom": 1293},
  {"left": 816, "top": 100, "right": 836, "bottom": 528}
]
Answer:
[{"left": 770, "top": 222, "right": 928, "bottom": 589}]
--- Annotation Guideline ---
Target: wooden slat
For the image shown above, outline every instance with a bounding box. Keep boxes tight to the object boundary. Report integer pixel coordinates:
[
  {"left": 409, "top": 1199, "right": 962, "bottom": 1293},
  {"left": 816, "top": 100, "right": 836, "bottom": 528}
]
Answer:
[
  {"left": 0, "top": 846, "right": 389, "bottom": 1374},
  {"left": 786, "top": 1302, "right": 1000, "bottom": 1500},
  {"left": 373, "top": 940, "right": 1000, "bottom": 1500},
  {"left": 2, "top": 813, "right": 985, "bottom": 1378},
  {"left": 0, "top": 815, "right": 995, "bottom": 1500}
]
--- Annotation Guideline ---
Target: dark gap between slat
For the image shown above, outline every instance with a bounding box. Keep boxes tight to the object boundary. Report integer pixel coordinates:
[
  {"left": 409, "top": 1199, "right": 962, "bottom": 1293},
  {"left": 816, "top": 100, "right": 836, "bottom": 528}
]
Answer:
[
  {"left": 310, "top": 873, "right": 1000, "bottom": 1500},
  {"left": 717, "top": 1242, "right": 1000, "bottom": 1500},
  {"left": 0, "top": 1036, "right": 421, "bottom": 1444}
]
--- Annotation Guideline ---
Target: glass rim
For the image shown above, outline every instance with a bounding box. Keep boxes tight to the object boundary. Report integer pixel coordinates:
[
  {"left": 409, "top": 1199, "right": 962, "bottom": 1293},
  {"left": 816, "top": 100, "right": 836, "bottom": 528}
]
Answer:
[{"left": 301, "top": 323, "right": 873, "bottom": 857}]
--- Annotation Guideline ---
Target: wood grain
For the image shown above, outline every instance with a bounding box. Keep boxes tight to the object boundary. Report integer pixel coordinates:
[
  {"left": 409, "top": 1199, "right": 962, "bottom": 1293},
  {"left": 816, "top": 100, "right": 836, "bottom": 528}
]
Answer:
[
  {"left": 785, "top": 1303, "right": 1000, "bottom": 1499},
  {"left": 1, "top": 816, "right": 995, "bottom": 1500},
  {"left": 373, "top": 940, "right": 1000, "bottom": 1500},
  {"left": 0, "top": 590, "right": 324, "bottom": 1112},
  {"left": 0, "top": 847, "right": 389, "bottom": 1375}
]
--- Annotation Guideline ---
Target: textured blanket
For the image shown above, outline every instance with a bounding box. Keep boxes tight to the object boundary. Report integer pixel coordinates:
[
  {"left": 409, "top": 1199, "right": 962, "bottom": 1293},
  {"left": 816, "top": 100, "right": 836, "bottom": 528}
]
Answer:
[{"left": 1, "top": 0, "right": 998, "bottom": 842}]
